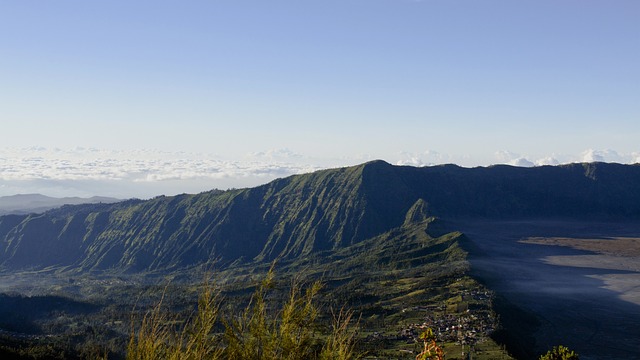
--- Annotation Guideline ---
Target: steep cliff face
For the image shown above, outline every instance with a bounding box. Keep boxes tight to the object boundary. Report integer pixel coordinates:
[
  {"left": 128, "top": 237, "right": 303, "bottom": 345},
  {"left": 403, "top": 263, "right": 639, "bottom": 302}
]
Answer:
[
  {"left": 1, "top": 161, "right": 639, "bottom": 273},
  {"left": 0, "top": 162, "right": 385, "bottom": 271}
]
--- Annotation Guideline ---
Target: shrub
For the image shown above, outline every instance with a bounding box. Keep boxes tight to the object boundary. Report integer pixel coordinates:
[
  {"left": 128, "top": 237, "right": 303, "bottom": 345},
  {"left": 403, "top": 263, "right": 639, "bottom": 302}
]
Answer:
[
  {"left": 539, "top": 345, "right": 579, "bottom": 360},
  {"left": 416, "top": 327, "right": 444, "bottom": 360},
  {"left": 127, "top": 268, "right": 359, "bottom": 360}
]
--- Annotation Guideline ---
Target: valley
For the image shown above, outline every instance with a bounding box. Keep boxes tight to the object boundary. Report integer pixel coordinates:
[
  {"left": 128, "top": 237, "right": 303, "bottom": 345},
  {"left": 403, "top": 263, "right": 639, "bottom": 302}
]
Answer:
[{"left": 0, "top": 217, "right": 511, "bottom": 359}]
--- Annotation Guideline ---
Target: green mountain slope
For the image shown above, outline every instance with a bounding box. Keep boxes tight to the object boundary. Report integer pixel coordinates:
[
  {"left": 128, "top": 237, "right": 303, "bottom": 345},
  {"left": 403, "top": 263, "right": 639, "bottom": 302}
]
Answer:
[{"left": 1, "top": 160, "right": 640, "bottom": 273}]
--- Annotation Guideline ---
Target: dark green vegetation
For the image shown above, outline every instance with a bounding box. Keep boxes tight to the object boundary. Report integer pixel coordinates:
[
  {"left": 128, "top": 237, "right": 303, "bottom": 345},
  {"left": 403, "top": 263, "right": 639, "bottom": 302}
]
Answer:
[{"left": 0, "top": 161, "right": 639, "bottom": 358}]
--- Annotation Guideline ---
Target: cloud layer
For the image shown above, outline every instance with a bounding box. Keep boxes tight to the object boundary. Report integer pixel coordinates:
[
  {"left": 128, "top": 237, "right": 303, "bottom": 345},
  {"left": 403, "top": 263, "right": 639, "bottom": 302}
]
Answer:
[
  {"left": 493, "top": 149, "right": 640, "bottom": 168},
  {"left": 0, "top": 147, "right": 328, "bottom": 198},
  {"left": 396, "top": 149, "right": 640, "bottom": 169}
]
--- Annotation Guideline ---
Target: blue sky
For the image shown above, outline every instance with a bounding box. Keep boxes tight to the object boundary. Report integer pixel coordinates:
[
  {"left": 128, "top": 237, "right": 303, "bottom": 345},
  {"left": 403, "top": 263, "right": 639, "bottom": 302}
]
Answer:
[{"left": 1, "top": 1, "right": 639, "bottom": 198}]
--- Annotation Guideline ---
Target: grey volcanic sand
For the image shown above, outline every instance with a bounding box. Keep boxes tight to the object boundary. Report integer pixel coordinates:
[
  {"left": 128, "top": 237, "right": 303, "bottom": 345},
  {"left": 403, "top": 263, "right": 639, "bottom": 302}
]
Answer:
[{"left": 453, "top": 220, "right": 640, "bottom": 360}]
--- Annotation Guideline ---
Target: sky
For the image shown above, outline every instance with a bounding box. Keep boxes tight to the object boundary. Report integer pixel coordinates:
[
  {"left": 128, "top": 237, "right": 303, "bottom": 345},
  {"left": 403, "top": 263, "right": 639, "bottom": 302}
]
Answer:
[{"left": 1, "top": 1, "right": 639, "bottom": 198}]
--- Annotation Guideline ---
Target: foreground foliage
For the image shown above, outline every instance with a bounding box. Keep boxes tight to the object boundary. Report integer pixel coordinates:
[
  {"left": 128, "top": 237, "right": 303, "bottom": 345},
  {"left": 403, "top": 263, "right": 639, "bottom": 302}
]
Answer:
[
  {"left": 415, "top": 328, "right": 444, "bottom": 360},
  {"left": 539, "top": 345, "right": 579, "bottom": 360},
  {"left": 126, "top": 269, "right": 359, "bottom": 360}
]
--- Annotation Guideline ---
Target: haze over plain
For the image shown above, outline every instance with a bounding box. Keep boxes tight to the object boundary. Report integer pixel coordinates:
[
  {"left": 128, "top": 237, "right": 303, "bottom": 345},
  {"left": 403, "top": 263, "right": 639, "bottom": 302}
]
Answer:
[{"left": 1, "top": 1, "right": 638, "bottom": 198}]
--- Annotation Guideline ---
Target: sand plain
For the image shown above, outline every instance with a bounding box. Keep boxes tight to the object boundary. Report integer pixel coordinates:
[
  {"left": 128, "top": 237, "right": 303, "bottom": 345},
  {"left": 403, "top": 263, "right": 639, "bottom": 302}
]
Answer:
[{"left": 452, "top": 219, "right": 640, "bottom": 360}]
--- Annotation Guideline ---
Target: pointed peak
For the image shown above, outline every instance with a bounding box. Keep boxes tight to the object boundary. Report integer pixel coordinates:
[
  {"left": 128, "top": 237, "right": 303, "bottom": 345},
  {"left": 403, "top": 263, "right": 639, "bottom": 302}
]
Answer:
[{"left": 404, "top": 198, "right": 430, "bottom": 226}]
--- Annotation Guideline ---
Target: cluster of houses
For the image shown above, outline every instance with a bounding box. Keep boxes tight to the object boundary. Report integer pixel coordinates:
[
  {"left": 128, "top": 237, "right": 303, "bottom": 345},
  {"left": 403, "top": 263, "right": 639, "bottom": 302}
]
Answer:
[
  {"left": 399, "top": 310, "right": 497, "bottom": 346},
  {"left": 360, "top": 279, "right": 503, "bottom": 360},
  {"left": 364, "top": 286, "right": 497, "bottom": 347},
  {"left": 362, "top": 306, "right": 499, "bottom": 359}
]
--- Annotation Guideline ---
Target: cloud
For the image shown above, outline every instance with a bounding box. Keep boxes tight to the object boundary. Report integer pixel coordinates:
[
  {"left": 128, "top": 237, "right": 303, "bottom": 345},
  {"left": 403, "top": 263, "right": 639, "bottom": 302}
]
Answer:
[
  {"left": 495, "top": 151, "right": 536, "bottom": 167},
  {"left": 396, "top": 158, "right": 426, "bottom": 167},
  {"left": 496, "top": 151, "right": 565, "bottom": 168},
  {"left": 580, "top": 149, "right": 630, "bottom": 163},
  {"left": 534, "top": 156, "right": 561, "bottom": 166},
  {"left": 248, "top": 148, "right": 303, "bottom": 161},
  {"left": 509, "top": 158, "right": 535, "bottom": 167},
  {"left": 581, "top": 149, "right": 605, "bottom": 162},
  {"left": 0, "top": 147, "right": 317, "bottom": 182},
  {"left": 396, "top": 150, "right": 460, "bottom": 167},
  {"left": 497, "top": 149, "right": 640, "bottom": 167},
  {"left": 396, "top": 154, "right": 428, "bottom": 167},
  {"left": 0, "top": 147, "right": 328, "bottom": 198},
  {"left": 402, "top": 148, "right": 640, "bottom": 169}
]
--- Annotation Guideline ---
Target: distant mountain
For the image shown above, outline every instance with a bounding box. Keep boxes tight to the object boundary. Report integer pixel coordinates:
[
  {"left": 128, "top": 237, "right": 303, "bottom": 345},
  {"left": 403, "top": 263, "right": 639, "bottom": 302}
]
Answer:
[
  {"left": 0, "top": 160, "right": 639, "bottom": 273},
  {"left": 0, "top": 194, "right": 121, "bottom": 216}
]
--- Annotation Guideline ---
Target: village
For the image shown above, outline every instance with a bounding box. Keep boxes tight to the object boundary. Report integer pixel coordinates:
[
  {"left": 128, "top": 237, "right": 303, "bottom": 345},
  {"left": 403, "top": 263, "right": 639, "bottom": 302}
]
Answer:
[
  {"left": 408, "top": 290, "right": 495, "bottom": 340},
  {"left": 361, "top": 281, "right": 507, "bottom": 359}
]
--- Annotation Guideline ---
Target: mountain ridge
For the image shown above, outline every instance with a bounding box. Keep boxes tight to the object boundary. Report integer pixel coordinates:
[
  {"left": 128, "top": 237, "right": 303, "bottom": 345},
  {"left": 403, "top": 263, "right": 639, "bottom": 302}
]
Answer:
[{"left": 1, "top": 160, "right": 639, "bottom": 273}]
